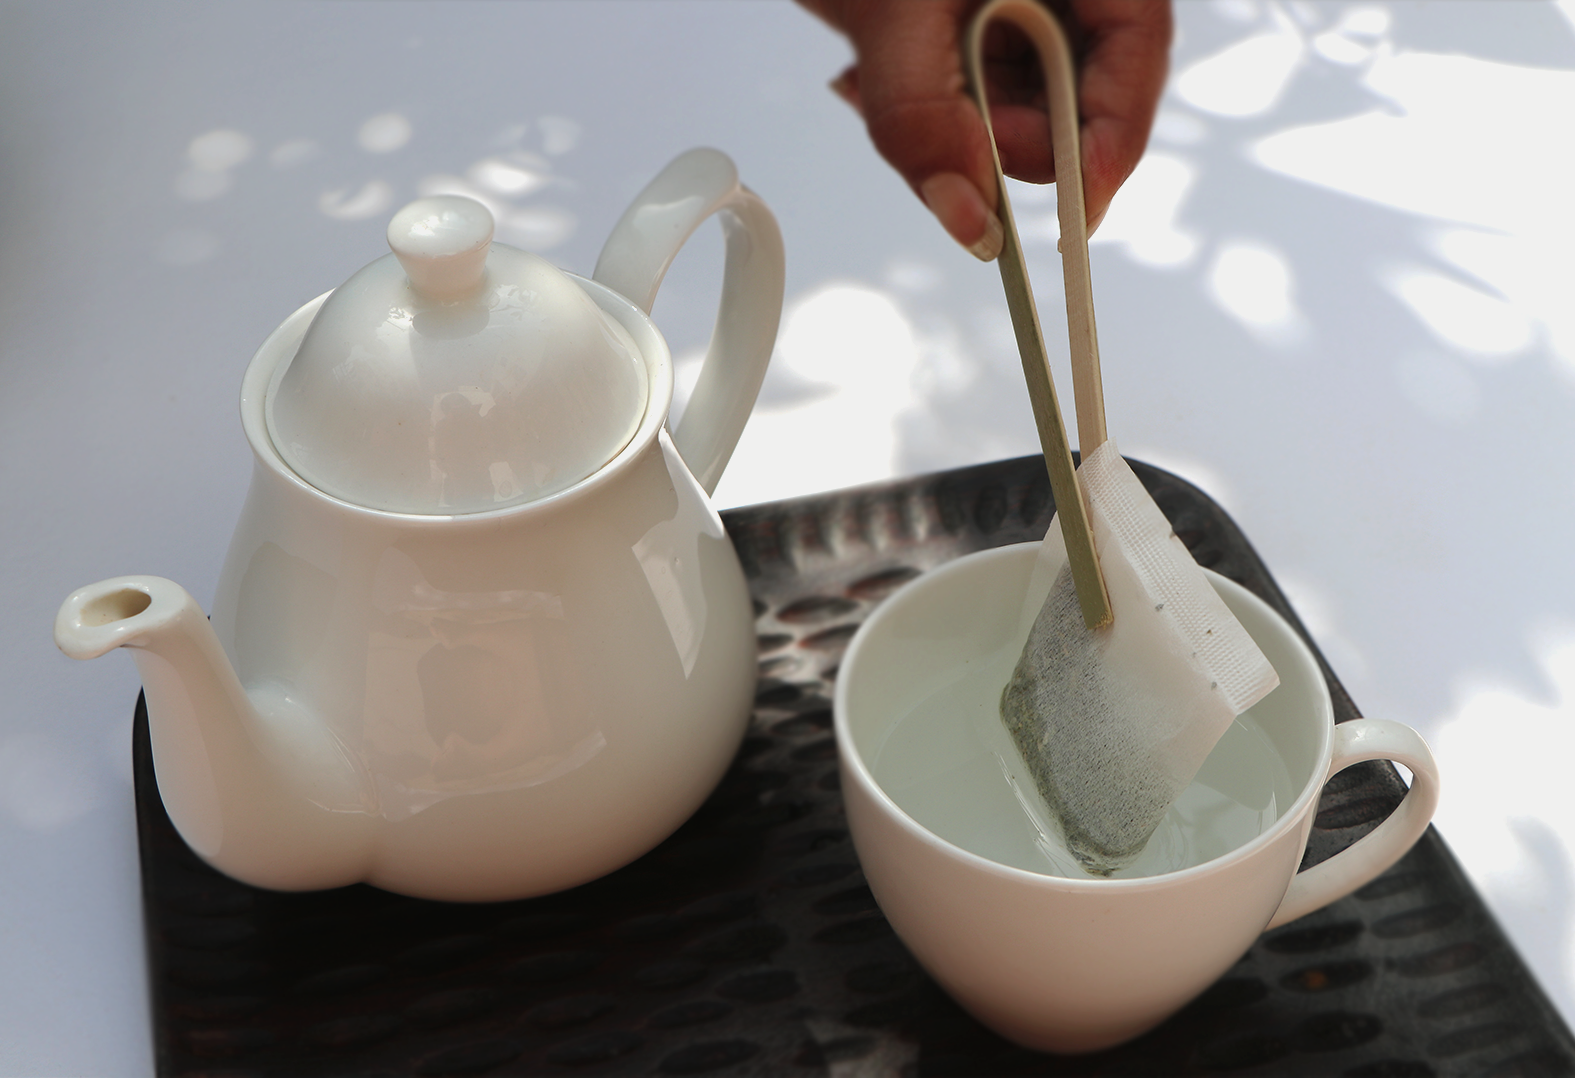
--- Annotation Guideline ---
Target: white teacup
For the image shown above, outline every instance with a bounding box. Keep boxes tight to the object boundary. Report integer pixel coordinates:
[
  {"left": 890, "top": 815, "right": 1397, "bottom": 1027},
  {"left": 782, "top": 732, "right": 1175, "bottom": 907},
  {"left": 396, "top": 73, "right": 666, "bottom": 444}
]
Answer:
[{"left": 834, "top": 542, "right": 1439, "bottom": 1053}]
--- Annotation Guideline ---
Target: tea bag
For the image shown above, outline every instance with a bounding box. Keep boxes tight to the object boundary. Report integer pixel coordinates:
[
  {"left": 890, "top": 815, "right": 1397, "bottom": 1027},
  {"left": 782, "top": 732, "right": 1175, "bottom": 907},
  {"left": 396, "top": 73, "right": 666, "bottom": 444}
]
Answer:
[
  {"left": 966, "top": 0, "right": 1279, "bottom": 876},
  {"left": 1000, "top": 441, "right": 1279, "bottom": 875}
]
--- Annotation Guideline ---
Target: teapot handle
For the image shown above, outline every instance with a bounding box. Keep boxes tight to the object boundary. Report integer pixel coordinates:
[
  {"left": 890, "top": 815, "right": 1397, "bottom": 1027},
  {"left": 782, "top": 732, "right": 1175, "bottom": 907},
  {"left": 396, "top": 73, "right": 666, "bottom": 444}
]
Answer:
[{"left": 594, "top": 148, "right": 784, "bottom": 496}]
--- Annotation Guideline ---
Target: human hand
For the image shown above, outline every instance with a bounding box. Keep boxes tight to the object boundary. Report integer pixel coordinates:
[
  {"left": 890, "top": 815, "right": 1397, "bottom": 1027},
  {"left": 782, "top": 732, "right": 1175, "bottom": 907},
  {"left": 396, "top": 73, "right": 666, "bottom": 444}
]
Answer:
[{"left": 798, "top": 0, "right": 1171, "bottom": 260}]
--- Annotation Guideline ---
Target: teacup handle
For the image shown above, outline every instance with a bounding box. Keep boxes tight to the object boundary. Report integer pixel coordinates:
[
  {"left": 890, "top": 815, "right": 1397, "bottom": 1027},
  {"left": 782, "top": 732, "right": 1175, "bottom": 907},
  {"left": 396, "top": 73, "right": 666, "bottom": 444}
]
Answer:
[
  {"left": 1266, "top": 718, "right": 1441, "bottom": 929},
  {"left": 593, "top": 148, "right": 785, "bottom": 496}
]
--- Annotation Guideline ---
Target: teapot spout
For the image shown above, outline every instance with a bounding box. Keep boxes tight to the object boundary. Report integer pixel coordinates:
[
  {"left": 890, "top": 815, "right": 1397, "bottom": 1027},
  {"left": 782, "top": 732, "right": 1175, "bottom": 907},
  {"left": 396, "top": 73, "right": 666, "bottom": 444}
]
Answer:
[{"left": 55, "top": 577, "right": 375, "bottom": 890}]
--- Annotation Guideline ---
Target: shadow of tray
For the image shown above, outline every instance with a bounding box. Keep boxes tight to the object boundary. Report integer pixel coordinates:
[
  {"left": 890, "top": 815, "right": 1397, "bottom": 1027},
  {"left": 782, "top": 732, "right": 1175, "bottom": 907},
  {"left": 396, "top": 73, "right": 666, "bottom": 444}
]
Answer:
[{"left": 135, "top": 454, "right": 1575, "bottom": 1077}]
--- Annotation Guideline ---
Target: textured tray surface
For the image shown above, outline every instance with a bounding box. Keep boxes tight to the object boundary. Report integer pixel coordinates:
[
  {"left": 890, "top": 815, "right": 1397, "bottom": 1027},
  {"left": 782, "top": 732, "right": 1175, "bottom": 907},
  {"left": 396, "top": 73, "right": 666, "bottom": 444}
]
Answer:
[{"left": 135, "top": 455, "right": 1575, "bottom": 1076}]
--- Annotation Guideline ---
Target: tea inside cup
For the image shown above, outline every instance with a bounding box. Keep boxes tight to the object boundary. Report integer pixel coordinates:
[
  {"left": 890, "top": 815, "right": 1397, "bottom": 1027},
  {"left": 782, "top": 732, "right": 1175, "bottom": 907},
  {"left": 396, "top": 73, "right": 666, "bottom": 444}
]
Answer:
[
  {"left": 839, "top": 543, "right": 1329, "bottom": 882},
  {"left": 833, "top": 542, "right": 1339, "bottom": 1051}
]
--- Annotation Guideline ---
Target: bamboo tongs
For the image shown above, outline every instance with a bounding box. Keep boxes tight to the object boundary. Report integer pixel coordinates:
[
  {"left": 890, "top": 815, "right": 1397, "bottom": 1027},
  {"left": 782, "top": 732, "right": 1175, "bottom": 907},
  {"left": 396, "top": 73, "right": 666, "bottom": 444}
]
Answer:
[{"left": 966, "top": 0, "right": 1112, "bottom": 629}]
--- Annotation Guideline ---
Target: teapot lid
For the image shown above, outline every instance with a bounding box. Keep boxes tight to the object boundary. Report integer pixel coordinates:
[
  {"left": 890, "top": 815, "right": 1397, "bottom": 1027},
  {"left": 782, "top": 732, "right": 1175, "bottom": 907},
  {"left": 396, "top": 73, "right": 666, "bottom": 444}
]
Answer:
[{"left": 265, "top": 196, "right": 649, "bottom": 514}]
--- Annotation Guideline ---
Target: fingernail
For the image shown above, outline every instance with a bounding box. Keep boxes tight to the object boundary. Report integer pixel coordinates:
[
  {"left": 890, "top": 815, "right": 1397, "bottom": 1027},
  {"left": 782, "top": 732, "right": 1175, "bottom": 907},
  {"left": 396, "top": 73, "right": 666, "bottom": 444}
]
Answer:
[
  {"left": 919, "top": 173, "right": 1004, "bottom": 262},
  {"left": 969, "top": 212, "right": 1005, "bottom": 262},
  {"left": 829, "top": 68, "right": 862, "bottom": 115},
  {"left": 1085, "top": 203, "right": 1107, "bottom": 238},
  {"left": 1058, "top": 206, "right": 1103, "bottom": 253}
]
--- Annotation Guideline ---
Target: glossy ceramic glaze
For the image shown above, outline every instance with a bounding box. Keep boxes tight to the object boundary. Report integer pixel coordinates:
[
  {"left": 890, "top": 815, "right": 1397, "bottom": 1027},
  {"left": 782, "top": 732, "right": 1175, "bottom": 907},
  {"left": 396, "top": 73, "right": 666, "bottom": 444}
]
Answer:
[
  {"left": 267, "top": 197, "right": 652, "bottom": 514},
  {"left": 835, "top": 543, "right": 1439, "bottom": 1053},
  {"left": 55, "top": 149, "right": 784, "bottom": 901}
]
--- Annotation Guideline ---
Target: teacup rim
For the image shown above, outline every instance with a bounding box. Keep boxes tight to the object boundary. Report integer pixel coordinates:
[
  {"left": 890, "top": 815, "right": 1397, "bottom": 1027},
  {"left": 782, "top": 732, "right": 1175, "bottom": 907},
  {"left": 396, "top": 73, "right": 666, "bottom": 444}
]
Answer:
[{"left": 833, "top": 541, "right": 1335, "bottom": 893}]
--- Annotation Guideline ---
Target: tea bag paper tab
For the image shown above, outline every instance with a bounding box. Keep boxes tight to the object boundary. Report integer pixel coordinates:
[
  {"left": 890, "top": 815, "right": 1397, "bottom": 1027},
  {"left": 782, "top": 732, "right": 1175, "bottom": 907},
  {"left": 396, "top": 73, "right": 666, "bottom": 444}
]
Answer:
[{"left": 1001, "top": 441, "right": 1279, "bottom": 875}]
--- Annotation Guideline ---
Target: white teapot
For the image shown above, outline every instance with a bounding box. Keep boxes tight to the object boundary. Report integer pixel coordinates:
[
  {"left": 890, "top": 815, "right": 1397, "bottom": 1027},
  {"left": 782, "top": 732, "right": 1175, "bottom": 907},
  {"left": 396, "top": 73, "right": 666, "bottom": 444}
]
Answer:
[{"left": 55, "top": 149, "right": 783, "bottom": 901}]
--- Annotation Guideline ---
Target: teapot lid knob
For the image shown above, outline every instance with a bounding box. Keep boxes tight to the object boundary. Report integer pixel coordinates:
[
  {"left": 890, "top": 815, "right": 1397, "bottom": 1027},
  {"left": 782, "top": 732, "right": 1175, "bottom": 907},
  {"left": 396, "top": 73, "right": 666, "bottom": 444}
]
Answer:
[{"left": 387, "top": 196, "right": 493, "bottom": 300}]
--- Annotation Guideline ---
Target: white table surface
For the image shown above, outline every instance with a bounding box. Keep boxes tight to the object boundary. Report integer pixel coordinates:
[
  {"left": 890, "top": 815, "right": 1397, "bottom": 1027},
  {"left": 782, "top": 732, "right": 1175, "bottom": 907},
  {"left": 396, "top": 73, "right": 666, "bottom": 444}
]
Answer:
[{"left": 4, "top": 1, "right": 1575, "bottom": 1073}]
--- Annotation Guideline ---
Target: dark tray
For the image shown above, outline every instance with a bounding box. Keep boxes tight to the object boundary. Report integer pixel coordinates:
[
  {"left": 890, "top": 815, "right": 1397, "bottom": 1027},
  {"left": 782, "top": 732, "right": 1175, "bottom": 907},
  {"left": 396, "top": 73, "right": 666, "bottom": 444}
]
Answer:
[{"left": 135, "top": 455, "right": 1575, "bottom": 1077}]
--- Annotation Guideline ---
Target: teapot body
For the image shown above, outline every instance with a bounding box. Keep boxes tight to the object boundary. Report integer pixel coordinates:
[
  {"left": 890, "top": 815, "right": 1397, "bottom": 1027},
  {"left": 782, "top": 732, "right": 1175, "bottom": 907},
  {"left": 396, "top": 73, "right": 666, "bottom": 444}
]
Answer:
[
  {"left": 56, "top": 149, "right": 782, "bottom": 900},
  {"left": 208, "top": 281, "right": 756, "bottom": 900}
]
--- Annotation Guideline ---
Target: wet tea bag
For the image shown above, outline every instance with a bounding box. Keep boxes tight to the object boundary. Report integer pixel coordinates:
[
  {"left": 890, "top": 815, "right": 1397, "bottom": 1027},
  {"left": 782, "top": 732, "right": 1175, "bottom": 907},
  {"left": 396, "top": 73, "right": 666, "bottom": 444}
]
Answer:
[
  {"left": 967, "top": 0, "right": 1279, "bottom": 875},
  {"left": 1001, "top": 442, "right": 1280, "bottom": 874}
]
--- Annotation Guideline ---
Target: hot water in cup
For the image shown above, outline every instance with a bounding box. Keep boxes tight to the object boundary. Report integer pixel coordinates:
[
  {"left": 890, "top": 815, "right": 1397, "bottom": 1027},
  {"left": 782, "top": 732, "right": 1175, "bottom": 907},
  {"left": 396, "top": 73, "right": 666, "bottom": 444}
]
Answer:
[{"left": 871, "top": 664, "right": 1296, "bottom": 881}]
